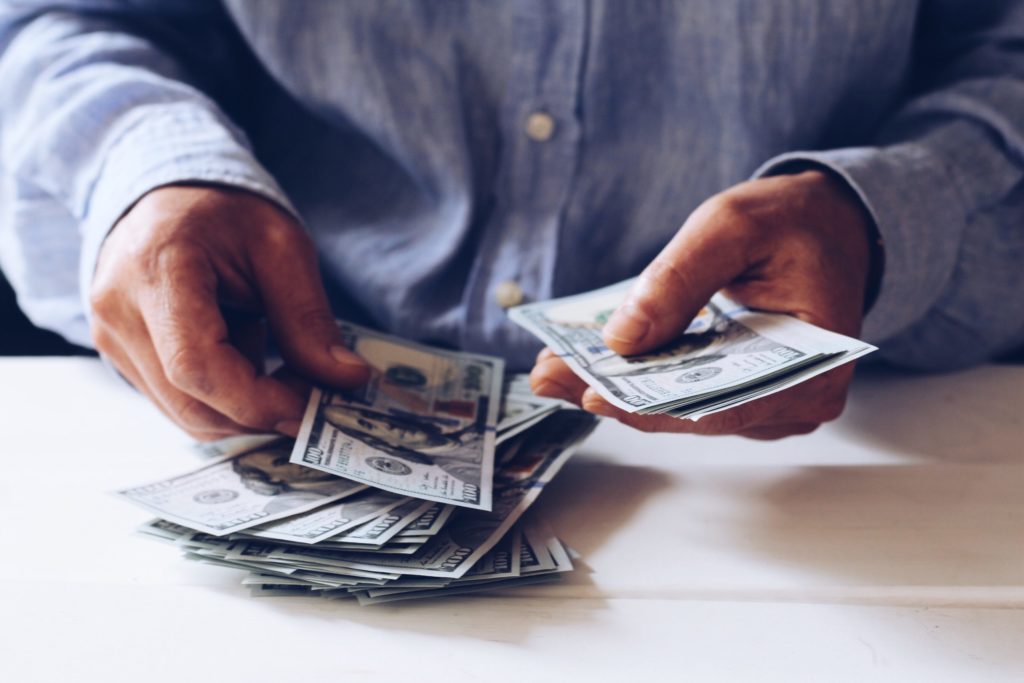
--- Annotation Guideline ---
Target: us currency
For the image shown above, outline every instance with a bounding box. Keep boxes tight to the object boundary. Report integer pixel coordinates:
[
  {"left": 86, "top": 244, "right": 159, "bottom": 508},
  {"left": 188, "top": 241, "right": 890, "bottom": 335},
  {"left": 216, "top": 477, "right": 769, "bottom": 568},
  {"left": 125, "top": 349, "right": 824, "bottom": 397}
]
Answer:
[
  {"left": 496, "top": 391, "right": 564, "bottom": 446},
  {"left": 321, "top": 542, "right": 426, "bottom": 555},
  {"left": 319, "top": 498, "right": 433, "bottom": 546},
  {"left": 129, "top": 377, "right": 594, "bottom": 604},
  {"left": 497, "top": 390, "right": 563, "bottom": 433},
  {"left": 354, "top": 527, "right": 524, "bottom": 600},
  {"left": 140, "top": 522, "right": 407, "bottom": 583},
  {"left": 117, "top": 441, "right": 366, "bottom": 536},
  {"left": 237, "top": 490, "right": 404, "bottom": 545},
  {"left": 519, "top": 522, "right": 558, "bottom": 574},
  {"left": 352, "top": 526, "right": 573, "bottom": 605},
  {"left": 395, "top": 502, "right": 455, "bottom": 538},
  {"left": 277, "top": 411, "right": 597, "bottom": 579},
  {"left": 290, "top": 322, "right": 503, "bottom": 510},
  {"left": 351, "top": 529, "right": 523, "bottom": 604},
  {"left": 510, "top": 278, "right": 876, "bottom": 419}
]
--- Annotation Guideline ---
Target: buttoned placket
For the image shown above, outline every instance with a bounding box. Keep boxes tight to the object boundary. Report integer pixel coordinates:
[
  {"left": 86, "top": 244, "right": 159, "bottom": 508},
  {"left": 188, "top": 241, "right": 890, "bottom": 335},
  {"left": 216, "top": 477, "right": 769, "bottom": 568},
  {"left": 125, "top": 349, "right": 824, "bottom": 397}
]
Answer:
[{"left": 461, "top": 1, "right": 590, "bottom": 367}]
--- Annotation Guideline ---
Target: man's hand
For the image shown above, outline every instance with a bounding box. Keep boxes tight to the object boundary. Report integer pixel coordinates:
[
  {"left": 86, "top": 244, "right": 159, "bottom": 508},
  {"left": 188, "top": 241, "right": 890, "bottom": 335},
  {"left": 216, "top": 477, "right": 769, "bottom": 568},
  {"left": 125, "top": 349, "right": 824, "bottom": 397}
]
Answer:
[
  {"left": 530, "top": 170, "right": 876, "bottom": 440},
  {"left": 90, "top": 185, "right": 370, "bottom": 441}
]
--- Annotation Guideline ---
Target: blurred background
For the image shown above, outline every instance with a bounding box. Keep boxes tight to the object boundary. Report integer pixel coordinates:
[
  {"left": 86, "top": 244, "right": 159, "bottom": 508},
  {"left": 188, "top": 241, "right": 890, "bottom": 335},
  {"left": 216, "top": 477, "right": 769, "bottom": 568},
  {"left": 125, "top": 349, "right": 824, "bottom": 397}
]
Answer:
[{"left": 0, "top": 270, "right": 93, "bottom": 356}]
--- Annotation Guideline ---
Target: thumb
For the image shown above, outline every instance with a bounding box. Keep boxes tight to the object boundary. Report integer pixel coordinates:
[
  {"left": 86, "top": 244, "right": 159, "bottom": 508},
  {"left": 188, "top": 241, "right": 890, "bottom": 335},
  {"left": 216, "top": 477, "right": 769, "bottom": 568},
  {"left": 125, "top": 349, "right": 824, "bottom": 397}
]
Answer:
[
  {"left": 603, "top": 201, "right": 752, "bottom": 355},
  {"left": 253, "top": 233, "right": 370, "bottom": 388}
]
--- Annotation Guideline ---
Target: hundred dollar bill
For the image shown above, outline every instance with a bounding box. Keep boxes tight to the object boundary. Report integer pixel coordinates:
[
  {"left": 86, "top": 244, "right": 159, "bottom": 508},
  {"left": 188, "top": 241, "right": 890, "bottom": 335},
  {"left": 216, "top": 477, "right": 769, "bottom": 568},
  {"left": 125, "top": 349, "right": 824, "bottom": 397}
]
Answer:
[
  {"left": 510, "top": 278, "right": 876, "bottom": 419},
  {"left": 117, "top": 441, "right": 366, "bottom": 536},
  {"left": 354, "top": 527, "right": 524, "bottom": 603},
  {"left": 321, "top": 498, "right": 433, "bottom": 546},
  {"left": 361, "top": 532, "right": 521, "bottom": 598},
  {"left": 273, "top": 411, "right": 597, "bottom": 579},
  {"left": 395, "top": 502, "right": 455, "bottom": 538},
  {"left": 290, "top": 322, "right": 503, "bottom": 510},
  {"left": 497, "top": 392, "right": 563, "bottom": 433},
  {"left": 238, "top": 490, "right": 404, "bottom": 545},
  {"left": 351, "top": 527, "right": 575, "bottom": 605}
]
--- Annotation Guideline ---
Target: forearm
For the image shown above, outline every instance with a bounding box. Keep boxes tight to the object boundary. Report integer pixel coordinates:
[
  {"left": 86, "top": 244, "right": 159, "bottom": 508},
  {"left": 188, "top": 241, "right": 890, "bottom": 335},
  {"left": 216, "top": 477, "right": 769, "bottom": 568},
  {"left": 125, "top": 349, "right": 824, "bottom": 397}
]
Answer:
[
  {"left": 0, "top": 1, "right": 292, "bottom": 345},
  {"left": 754, "top": 1, "right": 1024, "bottom": 369}
]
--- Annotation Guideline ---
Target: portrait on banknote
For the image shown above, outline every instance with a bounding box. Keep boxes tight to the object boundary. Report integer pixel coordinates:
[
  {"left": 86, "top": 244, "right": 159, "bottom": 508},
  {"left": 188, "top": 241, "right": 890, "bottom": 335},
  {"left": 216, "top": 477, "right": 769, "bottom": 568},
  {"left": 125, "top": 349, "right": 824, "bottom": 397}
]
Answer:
[{"left": 232, "top": 443, "right": 346, "bottom": 496}]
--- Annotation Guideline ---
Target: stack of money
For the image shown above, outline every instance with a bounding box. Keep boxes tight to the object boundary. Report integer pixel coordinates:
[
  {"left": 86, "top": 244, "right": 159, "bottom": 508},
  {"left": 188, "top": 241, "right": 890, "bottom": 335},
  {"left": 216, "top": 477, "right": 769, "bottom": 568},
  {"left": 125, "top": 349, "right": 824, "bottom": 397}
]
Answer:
[
  {"left": 511, "top": 279, "right": 876, "bottom": 420},
  {"left": 118, "top": 322, "right": 596, "bottom": 605},
  {"left": 118, "top": 281, "right": 873, "bottom": 604}
]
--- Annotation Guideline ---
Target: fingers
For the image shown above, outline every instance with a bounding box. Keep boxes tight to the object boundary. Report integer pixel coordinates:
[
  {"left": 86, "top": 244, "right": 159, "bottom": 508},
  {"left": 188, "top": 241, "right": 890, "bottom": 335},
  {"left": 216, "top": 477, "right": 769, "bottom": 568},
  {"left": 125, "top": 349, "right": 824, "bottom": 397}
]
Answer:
[
  {"left": 529, "top": 348, "right": 589, "bottom": 405},
  {"left": 603, "top": 196, "right": 754, "bottom": 356},
  {"left": 90, "top": 185, "right": 351, "bottom": 441},
  {"left": 138, "top": 250, "right": 309, "bottom": 435},
  {"left": 250, "top": 226, "right": 370, "bottom": 388},
  {"left": 94, "top": 321, "right": 244, "bottom": 441}
]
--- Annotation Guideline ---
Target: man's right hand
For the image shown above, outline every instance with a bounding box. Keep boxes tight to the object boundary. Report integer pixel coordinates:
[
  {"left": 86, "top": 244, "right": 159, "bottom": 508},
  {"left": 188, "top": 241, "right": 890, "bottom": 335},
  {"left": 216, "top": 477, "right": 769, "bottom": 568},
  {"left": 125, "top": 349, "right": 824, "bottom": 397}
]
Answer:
[{"left": 89, "top": 185, "right": 370, "bottom": 441}]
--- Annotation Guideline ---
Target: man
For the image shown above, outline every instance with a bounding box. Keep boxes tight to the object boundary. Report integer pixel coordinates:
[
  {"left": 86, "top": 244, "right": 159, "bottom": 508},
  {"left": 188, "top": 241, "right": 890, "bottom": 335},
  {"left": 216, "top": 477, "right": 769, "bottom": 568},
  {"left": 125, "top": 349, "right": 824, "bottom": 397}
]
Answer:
[{"left": 1, "top": 1, "right": 1022, "bottom": 441}]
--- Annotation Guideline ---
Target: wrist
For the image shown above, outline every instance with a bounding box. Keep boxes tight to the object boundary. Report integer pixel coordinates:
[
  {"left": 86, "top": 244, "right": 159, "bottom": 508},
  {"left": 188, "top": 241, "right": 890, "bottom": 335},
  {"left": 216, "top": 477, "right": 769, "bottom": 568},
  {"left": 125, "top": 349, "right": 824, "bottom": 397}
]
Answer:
[
  {"left": 772, "top": 163, "right": 885, "bottom": 313},
  {"left": 814, "top": 167, "right": 885, "bottom": 313}
]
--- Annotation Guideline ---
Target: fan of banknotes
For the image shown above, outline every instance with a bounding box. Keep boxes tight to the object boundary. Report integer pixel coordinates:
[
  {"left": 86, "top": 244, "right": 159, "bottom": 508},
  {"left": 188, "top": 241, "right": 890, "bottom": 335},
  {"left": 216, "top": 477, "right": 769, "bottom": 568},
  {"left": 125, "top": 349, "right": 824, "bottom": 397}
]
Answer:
[
  {"left": 118, "top": 322, "right": 596, "bottom": 605},
  {"left": 510, "top": 278, "right": 876, "bottom": 420},
  {"left": 117, "top": 279, "right": 874, "bottom": 605}
]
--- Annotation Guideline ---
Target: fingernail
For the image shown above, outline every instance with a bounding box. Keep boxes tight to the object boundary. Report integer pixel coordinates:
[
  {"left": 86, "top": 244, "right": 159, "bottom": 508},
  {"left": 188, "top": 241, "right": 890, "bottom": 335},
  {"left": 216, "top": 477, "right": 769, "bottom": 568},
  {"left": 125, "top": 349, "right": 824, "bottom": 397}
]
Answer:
[
  {"left": 330, "top": 345, "right": 368, "bottom": 369},
  {"left": 604, "top": 302, "right": 650, "bottom": 346},
  {"left": 533, "top": 381, "right": 572, "bottom": 402},
  {"left": 275, "top": 419, "right": 301, "bottom": 437}
]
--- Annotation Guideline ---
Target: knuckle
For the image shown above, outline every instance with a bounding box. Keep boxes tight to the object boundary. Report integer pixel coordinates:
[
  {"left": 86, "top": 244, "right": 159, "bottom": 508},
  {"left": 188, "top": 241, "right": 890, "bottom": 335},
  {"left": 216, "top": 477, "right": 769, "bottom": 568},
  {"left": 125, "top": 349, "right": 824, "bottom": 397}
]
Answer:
[
  {"left": 699, "top": 192, "right": 755, "bottom": 232},
  {"left": 644, "top": 257, "right": 688, "bottom": 292},
  {"left": 640, "top": 258, "right": 692, "bottom": 311},
  {"left": 88, "top": 285, "right": 121, "bottom": 322},
  {"left": 163, "top": 346, "right": 211, "bottom": 394},
  {"left": 703, "top": 191, "right": 745, "bottom": 219},
  {"left": 149, "top": 239, "right": 203, "bottom": 280},
  {"left": 90, "top": 323, "right": 116, "bottom": 354},
  {"left": 172, "top": 397, "right": 217, "bottom": 432},
  {"left": 261, "top": 219, "right": 308, "bottom": 253}
]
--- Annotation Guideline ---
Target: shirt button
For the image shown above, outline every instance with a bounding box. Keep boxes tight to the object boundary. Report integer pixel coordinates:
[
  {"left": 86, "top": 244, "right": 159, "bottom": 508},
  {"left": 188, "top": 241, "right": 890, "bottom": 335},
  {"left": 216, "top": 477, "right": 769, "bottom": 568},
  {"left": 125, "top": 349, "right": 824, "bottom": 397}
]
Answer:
[
  {"left": 494, "top": 280, "right": 525, "bottom": 308},
  {"left": 524, "top": 112, "right": 555, "bottom": 141}
]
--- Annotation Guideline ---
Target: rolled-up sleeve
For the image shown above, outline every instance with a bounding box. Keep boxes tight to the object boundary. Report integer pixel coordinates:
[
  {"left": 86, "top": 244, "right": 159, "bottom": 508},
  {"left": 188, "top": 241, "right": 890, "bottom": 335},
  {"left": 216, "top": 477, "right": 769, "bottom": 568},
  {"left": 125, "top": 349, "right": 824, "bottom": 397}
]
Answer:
[
  {"left": 756, "top": 0, "right": 1024, "bottom": 370},
  {"left": 0, "top": 1, "right": 293, "bottom": 347}
]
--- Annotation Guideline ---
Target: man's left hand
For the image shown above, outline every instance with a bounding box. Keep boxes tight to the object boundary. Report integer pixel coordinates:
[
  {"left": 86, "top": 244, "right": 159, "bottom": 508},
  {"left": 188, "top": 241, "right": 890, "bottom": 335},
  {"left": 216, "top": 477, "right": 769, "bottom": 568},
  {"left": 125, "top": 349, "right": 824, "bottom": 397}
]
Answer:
[{"left": 530, "top": 169, "right": 877, "bottom": 440}]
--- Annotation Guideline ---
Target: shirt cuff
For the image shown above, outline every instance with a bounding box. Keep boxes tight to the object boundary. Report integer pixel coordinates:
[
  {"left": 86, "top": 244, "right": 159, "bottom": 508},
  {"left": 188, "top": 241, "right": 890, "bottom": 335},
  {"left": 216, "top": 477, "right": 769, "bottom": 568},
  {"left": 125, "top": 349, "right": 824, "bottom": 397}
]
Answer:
[
  {"left": 77, "top": 103, "right": 297, "bottom": 330},
  {"left": 753, "top": 144, "right": 966, "bottom": 343}
]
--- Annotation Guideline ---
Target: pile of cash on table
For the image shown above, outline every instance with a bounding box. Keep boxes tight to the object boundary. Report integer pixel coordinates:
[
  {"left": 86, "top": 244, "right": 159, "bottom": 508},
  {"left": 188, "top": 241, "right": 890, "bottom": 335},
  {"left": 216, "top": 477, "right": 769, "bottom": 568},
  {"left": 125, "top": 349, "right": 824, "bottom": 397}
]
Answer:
[
  {"left": 118, "top": 279, "right": 874, "bottom": 605},
  {"left": 118, "top": 323, "right": 595, "bottom": 605}
]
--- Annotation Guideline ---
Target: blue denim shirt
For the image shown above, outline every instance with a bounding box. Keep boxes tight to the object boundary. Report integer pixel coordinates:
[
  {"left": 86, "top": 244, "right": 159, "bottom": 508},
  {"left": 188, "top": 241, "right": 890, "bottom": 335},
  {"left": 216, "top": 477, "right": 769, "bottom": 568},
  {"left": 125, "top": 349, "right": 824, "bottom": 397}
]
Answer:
[{"left": 1, "top": 1, "right": 1022, "bottom": 370}]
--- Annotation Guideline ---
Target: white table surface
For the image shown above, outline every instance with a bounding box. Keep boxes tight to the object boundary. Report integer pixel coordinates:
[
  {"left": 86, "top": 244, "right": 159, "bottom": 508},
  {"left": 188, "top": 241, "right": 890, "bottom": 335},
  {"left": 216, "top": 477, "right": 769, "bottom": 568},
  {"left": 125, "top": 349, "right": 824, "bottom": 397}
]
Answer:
[{"left": 0, "top": 357, "right": 1021, "bottom": 682}]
